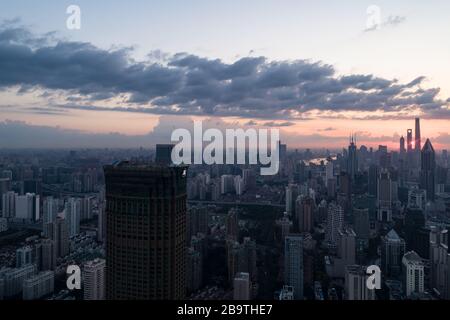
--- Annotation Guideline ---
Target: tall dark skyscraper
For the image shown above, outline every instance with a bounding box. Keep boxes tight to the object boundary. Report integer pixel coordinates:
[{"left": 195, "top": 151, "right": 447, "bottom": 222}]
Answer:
[
  {"left": 415, "top": 118, "right": 421, "bottom": 151},
  {"left": 420, "top": 139, "right": 436, "bottom": 201},
  {"left": 104, "top": 162, "right": 188, "bottom": 300},
  {"left": 347, "top": 135, "right": 358, "bottom": 180},
  {"left": 406, "top": 129, "right": 413, "bottom": 153},
  {"left": 400, "top": 136, "right": 406, "bottom": 154}
]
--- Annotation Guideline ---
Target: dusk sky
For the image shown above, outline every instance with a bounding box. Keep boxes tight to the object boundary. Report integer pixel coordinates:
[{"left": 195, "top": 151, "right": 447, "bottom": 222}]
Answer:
[{"left": 1, "top": 0, "right": 450, "bottom": 149}]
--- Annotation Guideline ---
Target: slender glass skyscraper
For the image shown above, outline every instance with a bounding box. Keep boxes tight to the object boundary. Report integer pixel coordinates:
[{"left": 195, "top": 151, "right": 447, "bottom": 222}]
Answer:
[
  {"left": 420, "top": 139, "right": 436, "bottom": 201},
  {"left": 104, "top": 162, "right": 188, "bottom": 300},
  {"left": 415, "top": 118, "right": 421, "bottom": 152}
]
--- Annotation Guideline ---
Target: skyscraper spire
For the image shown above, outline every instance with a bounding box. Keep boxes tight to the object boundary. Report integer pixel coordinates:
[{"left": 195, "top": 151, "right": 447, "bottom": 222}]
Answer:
[{"left": 415, "top": 118, "right": 421, "bottom": 151}]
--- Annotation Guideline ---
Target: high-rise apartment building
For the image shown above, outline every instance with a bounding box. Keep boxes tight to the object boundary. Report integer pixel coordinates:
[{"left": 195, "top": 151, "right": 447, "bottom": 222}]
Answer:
[
  {"left": 22, "top": 271, "right": 54, "bottom": 300},
  {"left": 83, "top": 259, "right": 106, "bottom": 300},
  {"left": 284, "top": 235, "right": 303, "bottom": 300},
  {"left": 402, "top": 251, "right": 425, "bottom": 297}
]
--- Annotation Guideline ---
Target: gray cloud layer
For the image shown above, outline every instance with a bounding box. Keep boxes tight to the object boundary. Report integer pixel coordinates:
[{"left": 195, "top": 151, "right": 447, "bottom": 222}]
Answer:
[{"left": 0, "top": 23, "right": 449, "bottom": 120}]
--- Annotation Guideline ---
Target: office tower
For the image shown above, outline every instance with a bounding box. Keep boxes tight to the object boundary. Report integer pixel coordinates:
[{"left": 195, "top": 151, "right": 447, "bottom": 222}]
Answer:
[
  {"left": 278, "top": 142, "right": 287, "bottom": 162},
  {"left": 16, "top": 246, "right": 33, "bottom": 268},
  {"left": 83, "top": 259, "right": 106, "bottom": 300},
  {"left": 295, "top": 196, "right": 314, "bottom": 233},
  {"left": 0, "top": 218, "right": 7, "bottom": 233},
  {"left": 347, "top": 135, "right": 358, "bottom": 180},
  {"left": 242, "top": 169, "right": 256, "bottom": 191},
  {"left": 221, "top": 175, "right": 235, "bottom": 194},
  {"left": 325, "top": 161, "right": 334, "bottom": 183},
  {"left": 155, "top": 144, "right": 175, "bottom": 165},
  {"left": 43, "top": 197, "right": 58, "bottom": 224},
  {"left": 40, "top": 239, "right": 56, "bottom": 271},
  {"left": 226, "top": 208, "right": 239, "bottom": 242},
  {"left": 415, "top": 118, "right": 421, "bottom": 151},
  {"left": 407, "top": 129, "right": 413, "bottom": 153},
  {"left": 402, "top": 251, "right": 425, "bottom": 297},
  {"left": 65, "top": 198, "right": 81, "bottom": 237},
  {"left": 429, "top": 227, "right": 450, "bottom": 299},
  {"left": 338, "top": 228, "right": 356, "bottom": 267},
  {"left": 278, "top": 285, "right": 294, "bottom": 300},
  {"left": 187, "top": 205, "right": 209, "bottom": 243},
  {"left": 239, "top": 237, "right": 258, "bottom": 287},
  {"left": 284, "top": 235, "right": 303, "bottom": 300},
  {"left": 420, "top": 139, "right": 436, "bottom": 201},
  {"left": 277, "top": 213, "right": 293, "bottom": 241},
  {"left": 0, "top": 264, "right": 36, "bottom": 298},
  {"left": 404, "top": 208, "right": 429, "bottom": 259},
  {"left": 2, "top": 191, "right": 16, "bottom": 218},
  {"left": 15, "top": 193, "right": 40, "bottom": 221},
  {"left": 338, "top": 171, "right": 352, "bottom": 201},
  {"left": 46, "top": 217, "right": 69, "bottom": 258},
  {"left": 353, "top": 208, "right": 370, "bottom": 248},
  {"left": 345, "top": 265, "right": 376, "bottom": 300},
  {"left": 22, "top": 271, "right": 54, "bottom": 300},
  {"left": 381, "top": 229, "right": 406, "bottom": 277},
  {"left": 186, "top": 248, "right": 202, "bottom": 293},
  {"left": 233, "top": 272, "right": 251, "bottom": 300},
  {"left": 234, "top": 175, "right": 244, "bottom": 196},
  {"left": 0, "top": 178, "right": 11, "bottom": 214},
  {"left": 407, "top": 187, "right": 427, "bottom": 210},
  {"left": 317, "top": 200, "right": 328, "bottom": 224},
  {"left": 326, "top": 203, "right": 344, "bottom": 248},
  {"left": 97, "top": 202, "right": 106, "bottom": 243},
  {"left": 368, "top": 165, "right": 378, "bottom": 197},
  {"left": 190, "top": 233, "right": 207, "bottom": 261},
  {"left": 285, "top": 184, "right": 299, "bottom": 216},
  {"left": 377, "top": 169, "right": 392, "bottom": 222},
  {"left": 104, "top": 163, "right": 187, "bottom": 300},
  {"left": 400, "top": 136, "right": 406, "bottom": 155}
]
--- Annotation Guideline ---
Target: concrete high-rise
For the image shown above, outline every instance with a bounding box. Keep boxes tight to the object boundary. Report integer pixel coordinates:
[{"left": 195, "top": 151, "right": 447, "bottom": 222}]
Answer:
[{"left": 104, "top": 162, "right": 187, "bottom": 300}]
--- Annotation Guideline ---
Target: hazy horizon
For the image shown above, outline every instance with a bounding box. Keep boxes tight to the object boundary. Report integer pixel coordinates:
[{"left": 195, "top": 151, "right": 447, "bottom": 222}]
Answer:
[{"left": 1, "top": 1, "right": 450, "bottom": 149}]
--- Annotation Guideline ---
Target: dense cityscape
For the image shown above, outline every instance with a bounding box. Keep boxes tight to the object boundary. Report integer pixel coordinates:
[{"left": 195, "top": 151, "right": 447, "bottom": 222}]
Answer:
[{"left": 0, "top": 117, "right": 449, "bottom": 301}]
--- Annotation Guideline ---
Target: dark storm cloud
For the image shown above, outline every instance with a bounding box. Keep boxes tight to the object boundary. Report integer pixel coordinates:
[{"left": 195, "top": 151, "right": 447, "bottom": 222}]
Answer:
[{"left": 0, "top": 24, "right": 449, "bottom": 120}]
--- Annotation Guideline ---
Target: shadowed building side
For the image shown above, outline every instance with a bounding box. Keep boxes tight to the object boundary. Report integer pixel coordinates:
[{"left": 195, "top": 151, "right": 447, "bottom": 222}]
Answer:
[{"left": 104, "top": 162, "right": 188, "bottom": 300}]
